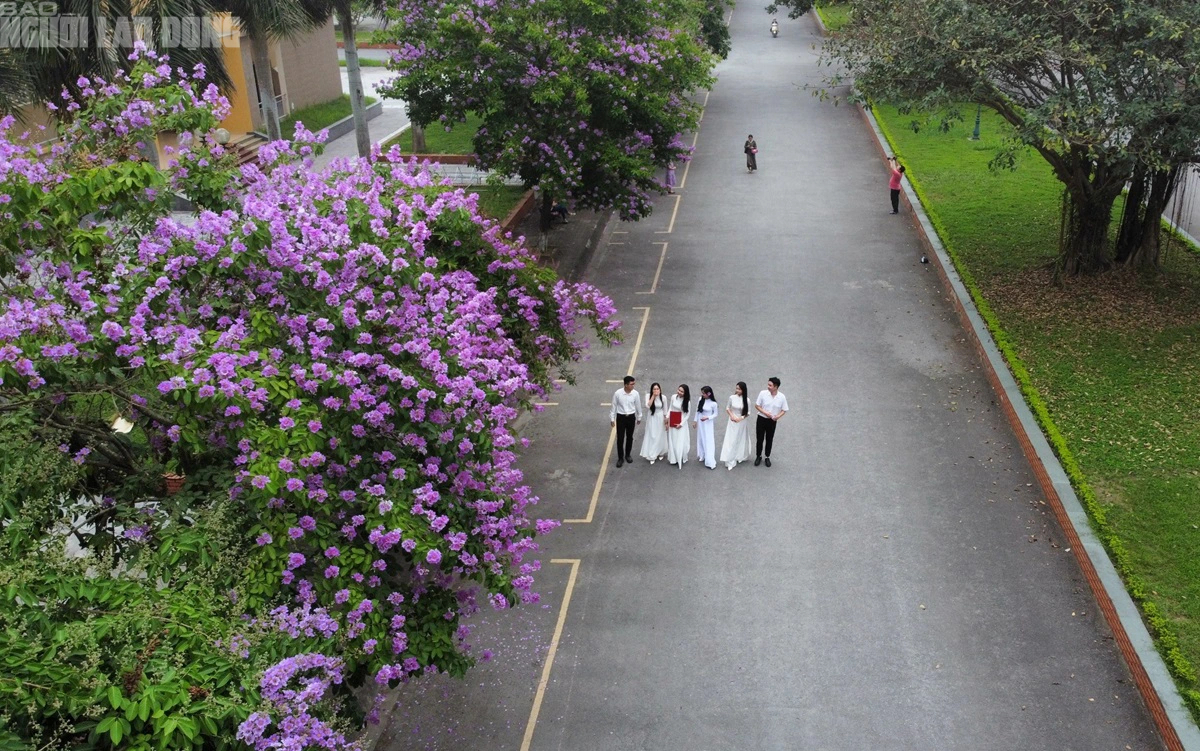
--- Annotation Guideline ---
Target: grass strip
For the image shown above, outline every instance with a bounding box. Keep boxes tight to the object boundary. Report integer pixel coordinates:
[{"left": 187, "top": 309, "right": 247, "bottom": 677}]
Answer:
[
  {"left": 815, "top": 2, "right": 851, "bottom": 32},
  {"left": 872, "top": 103, "right": 1200, "bottom": 720},
  {"left": 471, "top": 185, "right": 528, "bottom": 221},
  {"left": 381, "top": 113, "right": 483, "bottom": 155},
  {"left": 280, "top": 94, "right": 377, "bottom": 141},
  {"left": 338, "top": 58, "right": 388, "bottom": 67}
]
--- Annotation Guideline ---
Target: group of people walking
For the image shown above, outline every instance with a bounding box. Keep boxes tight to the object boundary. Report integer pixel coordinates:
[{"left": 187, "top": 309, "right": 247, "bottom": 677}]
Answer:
[{"left": 609, "top": 377, "right": 789, "bottom": 470}]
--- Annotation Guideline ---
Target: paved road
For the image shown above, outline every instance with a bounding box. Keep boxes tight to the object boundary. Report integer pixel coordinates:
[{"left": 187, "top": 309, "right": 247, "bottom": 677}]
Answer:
[{"left": 378, "top": 8, "right": 1164, "bottom": 751}]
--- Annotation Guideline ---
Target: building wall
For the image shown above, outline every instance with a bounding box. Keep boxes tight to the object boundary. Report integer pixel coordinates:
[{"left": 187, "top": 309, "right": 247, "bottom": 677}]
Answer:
[
  {"left": 218, "top": 17, "right": 255, "bottom": 137},
  {"left": 278, "top": 20, "right": 342, "bottom": 111}
]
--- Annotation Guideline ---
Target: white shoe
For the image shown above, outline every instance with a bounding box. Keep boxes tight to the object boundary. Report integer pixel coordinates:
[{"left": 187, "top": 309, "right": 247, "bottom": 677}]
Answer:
[{"left": 649, "top": 459, "right": 655, "bottom": 465}]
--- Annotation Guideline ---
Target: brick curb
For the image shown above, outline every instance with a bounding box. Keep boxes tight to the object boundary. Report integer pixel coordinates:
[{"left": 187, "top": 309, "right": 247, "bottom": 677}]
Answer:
[{"left": 854, "top": 98, "right": 1200, "bottom": 751}]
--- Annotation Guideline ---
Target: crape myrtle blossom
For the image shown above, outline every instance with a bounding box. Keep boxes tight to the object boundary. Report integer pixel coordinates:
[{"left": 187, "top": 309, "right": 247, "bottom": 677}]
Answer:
[
  {"left": 0, "top": 52, "right": 617, "bottom": 748},
  {"left": 382, "top": 0, "right": 715, "bottom": 220}
]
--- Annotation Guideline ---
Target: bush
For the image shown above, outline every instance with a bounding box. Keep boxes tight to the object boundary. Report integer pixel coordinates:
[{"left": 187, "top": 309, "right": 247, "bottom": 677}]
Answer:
[{"left": 0, "top": 48, "right": 617, "bottom": 749}]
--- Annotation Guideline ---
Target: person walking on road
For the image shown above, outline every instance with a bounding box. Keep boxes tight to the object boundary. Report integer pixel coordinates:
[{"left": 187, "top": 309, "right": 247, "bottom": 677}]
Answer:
[
  {"left": 744, "top": 135, "right": 758, "bottom": 173},
  {"left": 754, "top": 377, "right": 788, "bottom": 467},
  {"left": 888, "top": 156, "right": 906, "bottom": 214},
  {"left": 639, "top": 382, "right": 669, "bottom": 464},
  {"left": 693, "top": 386, "right": 719, "bottom": 469},
  {"left": 665, "top": 162, "right": 677, "bottom": 194},
  {"left": 666, "top": 384, "right": 692, "bottom": 468},
  {"left": 610, "top": 375, "right": 643, "bottom": 468},
  {"left": 720, "top": 381, "right": 753, "bottom": 470}
]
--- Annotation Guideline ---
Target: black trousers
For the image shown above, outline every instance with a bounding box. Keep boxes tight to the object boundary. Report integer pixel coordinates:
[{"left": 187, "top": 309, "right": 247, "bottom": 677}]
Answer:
[
  {"left": 755, "top": 415, "right": 778, "bottom": 458},
  {"left": 890, "top": 188, "right": 900, "bottom": 213},
  {"left": 615, "top": 413, "right": 636, "bottom": 460}
]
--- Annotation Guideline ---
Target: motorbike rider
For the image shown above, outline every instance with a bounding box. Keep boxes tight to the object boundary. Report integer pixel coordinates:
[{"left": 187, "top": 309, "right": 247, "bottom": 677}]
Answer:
[{"left": 770, "top": 17, "right": 778, "bottom": 35}]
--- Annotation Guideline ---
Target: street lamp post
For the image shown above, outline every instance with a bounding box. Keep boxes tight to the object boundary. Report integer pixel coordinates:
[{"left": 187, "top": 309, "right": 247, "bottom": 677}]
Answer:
[{"left": 970, "top": 103, "right": 981, "bottom": 141}]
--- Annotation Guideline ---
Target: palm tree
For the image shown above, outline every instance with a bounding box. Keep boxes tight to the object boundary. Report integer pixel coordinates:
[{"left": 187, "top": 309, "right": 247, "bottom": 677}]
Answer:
[
  {"left": 213, "top": 0, "right": 325, "bottom": 140},
  {"left": 1, "top": 0, "right": 231, "bottom": 118},
  {"left": 305, "top": 0, "right": 383, "bottom": 157}
]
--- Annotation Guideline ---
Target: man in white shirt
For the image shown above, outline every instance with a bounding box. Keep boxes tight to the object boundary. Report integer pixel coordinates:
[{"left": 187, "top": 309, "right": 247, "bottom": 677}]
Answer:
[
  {"left": 754, "top": 376, "right": 788, "bottom": 467},
  {"left": 610, "top": 375, "right": 644, "bottom": 468}
]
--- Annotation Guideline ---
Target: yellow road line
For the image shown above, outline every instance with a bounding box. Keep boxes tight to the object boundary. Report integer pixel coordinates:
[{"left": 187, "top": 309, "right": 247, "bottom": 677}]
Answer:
[
  {"left": 679, "top": 135, "right": 698, "bottom": 190},
  {"left": 567, "top": 306, "right": 650, "bottom": 524},
  {"left": 520, "top": 558, "right": 582, "bottom": 751},
  {"left": 647, "top": 242, "right": 668, "bottom": 294},
  {"left": 625, "top": 306, "right": 651, "bottom": 376},
  {"left": 655, "top": 194, "right": 682, "bottom": 234}
]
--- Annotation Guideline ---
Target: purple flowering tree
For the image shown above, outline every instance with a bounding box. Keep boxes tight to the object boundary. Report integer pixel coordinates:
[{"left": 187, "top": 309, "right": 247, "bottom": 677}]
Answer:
[
  {"left": 0, "top": 49, "right": 616, "bottom": 749},
  {"left": 379, "top": 0, "right": 716, "bottom": 224}
]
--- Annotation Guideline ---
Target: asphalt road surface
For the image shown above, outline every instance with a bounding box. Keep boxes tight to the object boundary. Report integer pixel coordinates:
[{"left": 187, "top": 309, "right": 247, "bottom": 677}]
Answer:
[{"left": 378, "top": 8, "right": 1164, "bottom": 751}]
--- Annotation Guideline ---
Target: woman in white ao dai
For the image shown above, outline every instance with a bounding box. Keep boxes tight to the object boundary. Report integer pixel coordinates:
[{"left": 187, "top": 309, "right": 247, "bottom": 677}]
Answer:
[
  {"left": 720, "top": 381, "right": 753, "bottom": 470},
  {"left": 693, "top": 386, "right": 719, "bottom": 469},
  {"left": 638, "top": 382, "right": 669, "bottom": 464},
  {"left": 666, "top": 384, "right": 692, "bottom": 468}
]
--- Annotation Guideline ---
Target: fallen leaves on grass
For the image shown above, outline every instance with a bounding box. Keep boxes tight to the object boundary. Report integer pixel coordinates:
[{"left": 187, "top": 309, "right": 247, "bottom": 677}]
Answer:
[{"left": 986, "top": 266, "right": 1200, "bottom": 334}]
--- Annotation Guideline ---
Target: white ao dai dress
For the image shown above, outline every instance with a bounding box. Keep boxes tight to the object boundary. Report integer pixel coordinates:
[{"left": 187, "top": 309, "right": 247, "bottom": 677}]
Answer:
[
  {"left": 665, "top": 394, "right": 691, "bottom": 467},
  {"left": 638, "top": 395, "right": 669, "bottom": 462},
  {"left": 720, "top": 395, "right": 754, "bottom": 469},
  {"left": 694, "top": 398, "right": 719, "bottom": 469}
]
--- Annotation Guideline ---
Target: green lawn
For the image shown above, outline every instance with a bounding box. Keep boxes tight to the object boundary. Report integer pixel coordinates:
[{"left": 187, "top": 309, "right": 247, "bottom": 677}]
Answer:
[
  {"left": 471, "top": 185, "right": 528, "bottom": 221},
  {"left": 338, "top": 57, "right": 387, "bottom": 68},
  {"left": 874, "top": 104, "right": 1200, "bottom": 717},
  {"left": 816, "top": 2, "right": 851, "bottom": 32},
  {"left": 280, "top": 94, "right": 377, "bottom": 140},
  {"left": 334, "top": 29, "right": 384, "bottom": 46},
  {"left": 382, "top": 113, "right": 483, "bottom": 155}
]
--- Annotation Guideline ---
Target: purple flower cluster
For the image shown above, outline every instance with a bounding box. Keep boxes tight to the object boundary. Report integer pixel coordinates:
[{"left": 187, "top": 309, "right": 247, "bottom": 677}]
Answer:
[
  {"left": 382, "top": 0, "right": 713, "bottom": 220},
  {"left": 0, "top": 49, "right": 619, "bottom": 747}
]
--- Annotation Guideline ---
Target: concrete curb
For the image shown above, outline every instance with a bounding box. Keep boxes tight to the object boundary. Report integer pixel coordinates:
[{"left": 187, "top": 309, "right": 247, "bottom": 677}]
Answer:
[
  {"left": 855, "top": 101, "right": 1200, "bottom": 751},
  {"left": 566, "top": 209, "right": 614, "bottom": 283},
  {"left": 378, "top": 123, "right": 410, "bottom": 151},
  {"left": 809, "top": 6, "right": 828, "bottom": 35},
  {"left": 1162, "top": 214, "right": 1200, "bottom": 254},
  {"left": 321, "top": 100, "right": 382, "bottom": 142}
]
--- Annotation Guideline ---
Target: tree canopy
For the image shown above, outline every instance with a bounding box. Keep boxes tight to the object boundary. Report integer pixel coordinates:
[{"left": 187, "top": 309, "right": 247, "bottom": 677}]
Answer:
[
  {"left": 0, "top": 48, "right": 616, "bottom": 750},
  {"left": 379, "top": 0, "right": 716, "bottom": 221},
  {"left": 825, "top": 0, "right": 1200, "bottom": 274}
]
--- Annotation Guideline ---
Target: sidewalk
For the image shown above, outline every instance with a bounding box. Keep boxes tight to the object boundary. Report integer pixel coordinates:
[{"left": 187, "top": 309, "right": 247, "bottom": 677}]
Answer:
[{"left": 310, "top": 107, "right": 409, "bottom": 170}]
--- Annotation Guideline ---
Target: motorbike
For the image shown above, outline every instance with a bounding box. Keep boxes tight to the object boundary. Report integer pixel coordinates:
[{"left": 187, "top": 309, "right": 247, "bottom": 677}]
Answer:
[{"left": 770, "top": 22, "right": 778, "bottom": 37}]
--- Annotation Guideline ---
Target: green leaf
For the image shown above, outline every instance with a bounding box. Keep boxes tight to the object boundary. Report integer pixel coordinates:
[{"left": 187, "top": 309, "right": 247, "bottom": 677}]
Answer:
[
  {"left": 108, "top": 685, "right": 123, "bottom": 708},
  {"left": 109, "top": 718, "right": 127, "bottom": 745}
]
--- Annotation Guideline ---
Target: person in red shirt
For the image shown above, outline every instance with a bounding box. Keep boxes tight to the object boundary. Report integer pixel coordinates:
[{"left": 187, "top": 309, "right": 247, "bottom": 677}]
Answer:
[{"left": 888, "top": 156, "right": 906, "bottom": 214}]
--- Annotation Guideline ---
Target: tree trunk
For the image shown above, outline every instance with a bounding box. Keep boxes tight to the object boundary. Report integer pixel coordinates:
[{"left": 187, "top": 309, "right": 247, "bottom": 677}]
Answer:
[
  {"left": 250, "top": 34, "right": 282, "bottom": 141},
  {"left": 1058, "top": 184, "right": 1119, "bottom": 276},
  {"left": 539, "top": 189, "right": 553, "bottom": 233},
  {"left": 337, "top": 0, "right": 371, "bottom": 158},
  {"left": 1114, "top": 163, "right": 1149, "bottom": 263},
  {"left": 1116, "top": 164, "right": 1180, "bottom": 270},
  {"left": 411, "top": 123, "right": 427, "bottom": 153}
]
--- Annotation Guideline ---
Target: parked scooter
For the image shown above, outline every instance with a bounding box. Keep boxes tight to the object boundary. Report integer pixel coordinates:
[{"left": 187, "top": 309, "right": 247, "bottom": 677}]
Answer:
[{"left": 770, "top": 19, "right": 778, "bottom": 37}]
